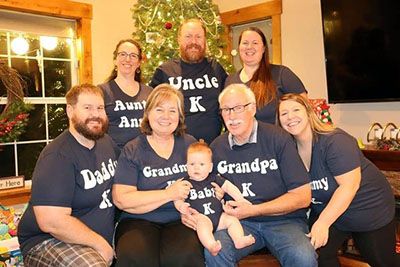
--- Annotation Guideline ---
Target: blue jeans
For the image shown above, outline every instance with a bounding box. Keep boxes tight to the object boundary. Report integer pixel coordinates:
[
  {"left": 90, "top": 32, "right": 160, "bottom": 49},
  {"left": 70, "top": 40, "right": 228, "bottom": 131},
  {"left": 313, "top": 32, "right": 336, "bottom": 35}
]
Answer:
[{"left": 205, "top": 218, "right": 317, "bottom": 267}]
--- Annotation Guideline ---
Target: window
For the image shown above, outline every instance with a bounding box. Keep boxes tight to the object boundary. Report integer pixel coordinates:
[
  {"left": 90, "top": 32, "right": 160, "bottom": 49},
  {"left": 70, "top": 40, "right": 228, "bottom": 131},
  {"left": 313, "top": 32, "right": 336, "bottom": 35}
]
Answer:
[
  {"left": 0, "top": 10, "right": 79, "bottom": 180},
  {"left": 0, "top": 0, "right": 93, "bottom": 182}
]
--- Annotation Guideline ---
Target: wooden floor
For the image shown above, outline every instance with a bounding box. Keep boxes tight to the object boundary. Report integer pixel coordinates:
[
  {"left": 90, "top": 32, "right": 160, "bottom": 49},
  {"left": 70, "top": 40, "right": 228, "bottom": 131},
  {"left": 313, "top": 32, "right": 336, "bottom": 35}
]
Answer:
[{"left": 237, "top": 254, "right": 370, "bottom": 267}]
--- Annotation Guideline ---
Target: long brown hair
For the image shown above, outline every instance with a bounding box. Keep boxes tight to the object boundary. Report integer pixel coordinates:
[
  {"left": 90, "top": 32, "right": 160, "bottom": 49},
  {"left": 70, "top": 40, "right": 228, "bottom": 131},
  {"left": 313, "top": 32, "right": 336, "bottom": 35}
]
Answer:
[
  {"left": 239, "top": 27, "right": 276, "bottom": 107},
  {"left": 105, "top": 39, "right": 142, "bottom": 82},
  {"left": 277, "top": 93, "right": 336, "bottom": 140}
]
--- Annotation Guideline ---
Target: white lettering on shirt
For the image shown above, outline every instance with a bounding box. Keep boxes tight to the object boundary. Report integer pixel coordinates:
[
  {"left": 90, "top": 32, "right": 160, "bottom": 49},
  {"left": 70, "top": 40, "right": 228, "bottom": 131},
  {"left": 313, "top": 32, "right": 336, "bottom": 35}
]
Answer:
[
  {"left": 310, "top": 177, "right": 329, "bottom": 191},
  {"left": 143, "top": 163, "right": 187, "bottom": 178},
  {"left": 168, "top": 74, "right": 219, "bottom": 90},
  {"left": 189, "top": 96, "right": 206, "bottom": 112},
  {"left": 217, "top": 158, "right": 278, "bottom": 175},
  {"left": 119, "top": 116, "right": 142, "bottom": 128},
  {"left": 80, "top": 159, "right": 118, "bottom": 190},
  {"left": 114, "top": 100, "right": 146, "bottom": 111},
  {"left": 203, "top": 202, "right": 215, "bottom": 215}
]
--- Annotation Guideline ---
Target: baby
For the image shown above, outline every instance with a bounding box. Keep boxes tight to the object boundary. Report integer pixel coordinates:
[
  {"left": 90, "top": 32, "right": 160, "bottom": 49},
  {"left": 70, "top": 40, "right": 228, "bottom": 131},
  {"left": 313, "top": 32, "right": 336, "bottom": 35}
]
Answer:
[{"left": 174, "top": 141, "right": 255, "bottom": 256}]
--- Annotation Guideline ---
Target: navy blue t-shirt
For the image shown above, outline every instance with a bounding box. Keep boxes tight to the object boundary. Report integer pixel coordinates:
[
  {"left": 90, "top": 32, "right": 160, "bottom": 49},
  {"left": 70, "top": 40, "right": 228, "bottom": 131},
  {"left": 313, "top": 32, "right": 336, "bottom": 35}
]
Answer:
[
  {"left": 98, "top": 80, "right": 152, "bottom": 149},
  {"left": 184, "top": 174, "right": 226, "bottom": 230},
  {"left": 150, "top": 58, "right": 227, "bottom": 144},
  {"left": 17, "top": 130, "right": 118, "bottom": 256},
  {"left": 114, "top": 134, "right": 197, "bottom": 223},
  {"left": 210, "top": 121, "right": 310, "bottom": 222},
  {"left": 309, "top": 129, "right": 395, "bottom": 231},
  {"left": 224, "top": 65, "right": 306, "bottom": 124}
]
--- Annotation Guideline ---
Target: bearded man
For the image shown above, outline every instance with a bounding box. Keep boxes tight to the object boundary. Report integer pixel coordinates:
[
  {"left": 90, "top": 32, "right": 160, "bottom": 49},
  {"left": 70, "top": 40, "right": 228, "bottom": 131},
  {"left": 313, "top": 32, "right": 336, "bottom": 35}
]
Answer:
[
  {"left": 150, "top": 18, "right": 227, "bottom": 144},
  {"left": 18, "top": 84, "right": 119, "bottom": 267}
]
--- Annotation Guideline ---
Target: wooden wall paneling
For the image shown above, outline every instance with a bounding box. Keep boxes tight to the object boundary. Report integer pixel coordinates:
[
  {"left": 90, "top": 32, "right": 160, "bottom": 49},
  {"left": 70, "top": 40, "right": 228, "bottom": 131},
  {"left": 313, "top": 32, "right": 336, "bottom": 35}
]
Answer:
[{"left": 220, "top": 0, "right": 282, "bottom": 64}]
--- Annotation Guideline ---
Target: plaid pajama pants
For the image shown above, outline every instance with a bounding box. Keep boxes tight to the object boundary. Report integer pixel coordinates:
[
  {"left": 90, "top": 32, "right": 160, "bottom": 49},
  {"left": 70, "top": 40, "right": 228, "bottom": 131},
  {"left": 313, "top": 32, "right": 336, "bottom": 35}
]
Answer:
[{"left": 23, "top": 238, "right": 108, "bottom": 267}]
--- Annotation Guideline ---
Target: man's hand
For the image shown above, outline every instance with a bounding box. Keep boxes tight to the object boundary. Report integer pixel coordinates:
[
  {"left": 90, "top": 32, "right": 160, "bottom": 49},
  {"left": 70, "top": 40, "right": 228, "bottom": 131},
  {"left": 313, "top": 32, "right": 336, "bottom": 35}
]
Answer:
[
  {"left": 94, "top": 240, "right": 114, "bottom": 266},
  {"left": 223, "top": 200, "right": 253, "bottom": 219},
  {"left": 181, "top": 207, "right": 199, "bottom": 230}
]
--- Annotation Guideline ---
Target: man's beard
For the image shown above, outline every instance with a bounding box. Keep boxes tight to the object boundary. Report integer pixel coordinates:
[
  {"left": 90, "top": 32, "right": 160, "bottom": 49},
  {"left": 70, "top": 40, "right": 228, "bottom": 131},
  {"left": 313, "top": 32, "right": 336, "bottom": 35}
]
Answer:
[
  {"left": 71, "top": 115, "right": 109, "bottom": 140},
  {"left": 180, "top": 44, "right": 206, "bottom": 63}
]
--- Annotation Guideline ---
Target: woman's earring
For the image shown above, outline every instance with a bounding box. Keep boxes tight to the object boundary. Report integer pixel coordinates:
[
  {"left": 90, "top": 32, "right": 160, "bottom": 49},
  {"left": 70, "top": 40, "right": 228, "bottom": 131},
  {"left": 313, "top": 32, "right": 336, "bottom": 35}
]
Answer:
[
  {"left": 136, "top": 68, "right": 141, "bottom": 74},
  {"left": 114, "top": 65, "right": 118, "bottom": 71}
]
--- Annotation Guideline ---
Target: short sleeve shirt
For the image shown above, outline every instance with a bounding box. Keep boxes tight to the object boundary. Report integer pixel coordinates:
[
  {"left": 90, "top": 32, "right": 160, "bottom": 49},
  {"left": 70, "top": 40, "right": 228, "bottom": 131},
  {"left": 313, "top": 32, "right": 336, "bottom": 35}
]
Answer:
[
  {"left": 150, "top": 58, "right": 227, "bottom": 144},
  {"left": 309, "top": 129, "right": 395, "bottom": 231},
  {"left": 114, "top": 134, "right": 197, "bottom": 223},
  {"left": 224, "top": 65, "right": 306, "bottom": 124},
  {"left": 98, "top": 80, "right": 152, "bottom": 148},
  {"left": 17, "top": 130, "right": 118, "bottom": 256},
  {"left": 210, "top": 121, "right": 311, "bottom": 222}
]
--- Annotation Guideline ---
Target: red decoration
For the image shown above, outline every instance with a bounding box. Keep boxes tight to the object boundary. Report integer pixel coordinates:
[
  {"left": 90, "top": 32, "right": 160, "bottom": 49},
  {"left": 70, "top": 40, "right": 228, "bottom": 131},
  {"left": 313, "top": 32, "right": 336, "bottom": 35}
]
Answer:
[
  {"left": 165, "top": 21, "right": 172, "bottom": 30},
  {"left": 309, "top": 99, "right": 333, "bottom": 124}
]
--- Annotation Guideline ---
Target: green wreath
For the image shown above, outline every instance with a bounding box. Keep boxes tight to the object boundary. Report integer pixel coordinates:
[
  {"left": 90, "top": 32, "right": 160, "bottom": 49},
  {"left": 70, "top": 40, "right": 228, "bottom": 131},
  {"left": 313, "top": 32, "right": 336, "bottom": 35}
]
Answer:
[{"left": 0, "top": 61, "right": 33, "bottom": 144}]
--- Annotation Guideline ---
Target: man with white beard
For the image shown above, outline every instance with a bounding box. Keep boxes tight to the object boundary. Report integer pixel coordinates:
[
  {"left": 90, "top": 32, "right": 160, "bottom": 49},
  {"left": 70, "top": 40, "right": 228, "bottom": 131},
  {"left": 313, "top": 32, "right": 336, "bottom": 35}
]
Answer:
[
  {"left": 150, "top": 18, "right": 227, "bottom": 144},
  {"left": 18, "top": 84, "right": 118, "bottom": 267},
  {"left": 205, "top": 84, "right": 317, "bottom": 267}
]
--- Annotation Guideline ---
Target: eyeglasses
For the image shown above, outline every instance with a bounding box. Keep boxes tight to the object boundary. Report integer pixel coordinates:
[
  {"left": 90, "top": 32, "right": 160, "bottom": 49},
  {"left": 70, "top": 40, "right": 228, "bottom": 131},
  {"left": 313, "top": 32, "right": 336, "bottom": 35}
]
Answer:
[
  {"left": 117, "top": 52, "right": 139, "bottom": 60},
  {"left": 220, "top": 103, "right": 253, "bottom": 115}
]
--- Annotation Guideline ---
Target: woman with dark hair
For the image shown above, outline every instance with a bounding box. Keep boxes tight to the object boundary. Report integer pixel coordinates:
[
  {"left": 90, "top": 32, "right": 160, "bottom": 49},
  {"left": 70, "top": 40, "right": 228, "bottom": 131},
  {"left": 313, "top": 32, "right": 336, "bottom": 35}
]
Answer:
[
  {"left": 277, "top": 93, "right": 396, "bottom": 267},
  {"left": 225, "top": 27, "right": 307, "bottom": 124},
  {"left": 112, "top": 84, "right": 205, "bottom": 267},
  {"left": 98, "top": 39, "right": 152, "bottom": 149}
]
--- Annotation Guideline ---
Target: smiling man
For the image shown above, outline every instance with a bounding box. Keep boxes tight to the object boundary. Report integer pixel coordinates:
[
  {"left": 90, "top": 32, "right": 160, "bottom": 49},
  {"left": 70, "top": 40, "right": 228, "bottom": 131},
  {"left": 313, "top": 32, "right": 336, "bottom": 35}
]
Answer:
[
  {"left": 206, "top": 84, "right": 318, "bottom": 267},
  {"left": 18, "top": 84, "right": 119, "bottom": 267},
  {"left": 150, "top": 18, "right": 227, "bottom": 144}
]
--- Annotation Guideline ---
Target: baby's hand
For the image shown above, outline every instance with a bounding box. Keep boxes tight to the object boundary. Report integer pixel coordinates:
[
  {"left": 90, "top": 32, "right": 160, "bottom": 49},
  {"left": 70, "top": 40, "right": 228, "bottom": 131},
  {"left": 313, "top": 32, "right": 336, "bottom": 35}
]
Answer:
[{"left": 180, "top": 202, "right": 190, "bottom": 214}]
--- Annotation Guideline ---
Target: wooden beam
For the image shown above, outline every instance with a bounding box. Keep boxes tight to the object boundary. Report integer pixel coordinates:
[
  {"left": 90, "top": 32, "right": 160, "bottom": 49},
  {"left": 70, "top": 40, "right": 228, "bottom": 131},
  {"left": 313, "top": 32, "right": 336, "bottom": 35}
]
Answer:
[
  {"left": 271, "top": 14, "right": 281, "bottom": 64},
  {"left": 77, "top": 18, "right": 93, "bottom": 84},
  {"left": 0, "top": 0, "right": 91, "bottom": 19},
  {"left": 220, "top": 1, "right": 282, "bottom": 27}
]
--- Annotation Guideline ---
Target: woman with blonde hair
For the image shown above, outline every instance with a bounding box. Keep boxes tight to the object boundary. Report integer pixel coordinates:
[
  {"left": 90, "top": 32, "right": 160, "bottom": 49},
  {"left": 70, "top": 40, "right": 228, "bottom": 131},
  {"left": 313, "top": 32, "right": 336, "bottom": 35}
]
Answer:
[
  {"left": 112, "top": 84, "right": 205, "bottom": 267},
  {"left": 278, "top": 93, "right": 396, "bottom": 267}
]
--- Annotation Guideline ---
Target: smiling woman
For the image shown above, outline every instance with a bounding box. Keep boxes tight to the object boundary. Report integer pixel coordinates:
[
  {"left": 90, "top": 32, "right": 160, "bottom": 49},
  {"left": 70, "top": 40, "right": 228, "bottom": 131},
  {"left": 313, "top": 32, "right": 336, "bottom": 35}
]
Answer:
[
  {"left": 98, "top": 39, "right": 152, "bottom": 149},
  {"left": 225, "top": 27, "right": 307, "bottom": 125},
  {"left": 277, "top": 93, "right": 396, "bottom": 266},
  {"left": 112, "top": 84, "right": 205, "bottom": 267}
]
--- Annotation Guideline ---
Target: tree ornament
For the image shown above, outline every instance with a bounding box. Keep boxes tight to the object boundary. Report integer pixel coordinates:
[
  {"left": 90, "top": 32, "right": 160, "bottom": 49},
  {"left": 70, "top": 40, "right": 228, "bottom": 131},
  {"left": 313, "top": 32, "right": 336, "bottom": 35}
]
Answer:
[
  {"left": 165, "top": 21, "right": 172, "bottom": 30},
  {"left": 155, "top": 36, "right": 166, "bottom": 48},
  {"left": 216, "top": 15, "right": 222, "bottom": 25},
  {"left": 215, "top": 49, "right": 223, "bottom": 58}
]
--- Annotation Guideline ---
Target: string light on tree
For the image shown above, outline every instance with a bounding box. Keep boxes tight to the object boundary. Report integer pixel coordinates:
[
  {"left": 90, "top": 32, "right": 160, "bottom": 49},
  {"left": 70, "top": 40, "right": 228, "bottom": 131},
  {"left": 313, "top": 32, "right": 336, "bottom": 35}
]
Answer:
[{"left": 132, "top": 0, "right": 234, "bottom": 83}]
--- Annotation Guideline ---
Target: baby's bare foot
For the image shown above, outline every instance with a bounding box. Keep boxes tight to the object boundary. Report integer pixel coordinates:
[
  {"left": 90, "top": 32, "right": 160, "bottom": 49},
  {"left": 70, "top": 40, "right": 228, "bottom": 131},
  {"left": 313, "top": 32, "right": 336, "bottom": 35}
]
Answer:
[
  {"left": 208, "top": 240, "right": 222, "bottom": 256},
  {"left": 234, "top": 234, "right": 255, "bottom": 249}
]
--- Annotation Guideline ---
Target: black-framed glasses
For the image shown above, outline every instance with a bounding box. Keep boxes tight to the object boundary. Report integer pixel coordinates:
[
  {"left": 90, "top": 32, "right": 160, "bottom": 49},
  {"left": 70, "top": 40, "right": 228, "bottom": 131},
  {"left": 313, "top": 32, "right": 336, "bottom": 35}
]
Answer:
[
  {"left": 220, "top": 103, "right": 253, "bottom": 115},
  {"left": 117, "top": 52, "right": 139, "bottom": 60}
]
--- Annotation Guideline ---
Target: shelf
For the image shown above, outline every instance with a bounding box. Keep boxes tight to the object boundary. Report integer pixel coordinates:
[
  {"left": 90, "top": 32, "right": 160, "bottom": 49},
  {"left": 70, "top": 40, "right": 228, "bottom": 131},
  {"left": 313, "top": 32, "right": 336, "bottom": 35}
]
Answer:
[
  {"left": 362, "top": 145, "right": 400, "bottom": 171},
  {"left": 0, "top": 185, "right": 31, "bottom": 206}
]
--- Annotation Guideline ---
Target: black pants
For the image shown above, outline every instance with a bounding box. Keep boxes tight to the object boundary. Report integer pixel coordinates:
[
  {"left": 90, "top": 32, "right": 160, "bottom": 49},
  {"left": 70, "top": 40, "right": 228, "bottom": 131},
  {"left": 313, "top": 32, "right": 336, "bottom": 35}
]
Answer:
[
  {"left": 114, "top": 219, "right": 205, "bottom": 267},
  {"left": 314, "top": 217, "right": 397, "bottom": 267}
]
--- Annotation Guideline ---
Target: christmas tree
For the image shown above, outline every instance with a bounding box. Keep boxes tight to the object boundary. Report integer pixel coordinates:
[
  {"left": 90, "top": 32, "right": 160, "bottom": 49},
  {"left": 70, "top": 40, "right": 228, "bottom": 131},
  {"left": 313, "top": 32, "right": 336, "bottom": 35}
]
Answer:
[{"left": 132, "top": 0, "right": 234, "bottom": 84}]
